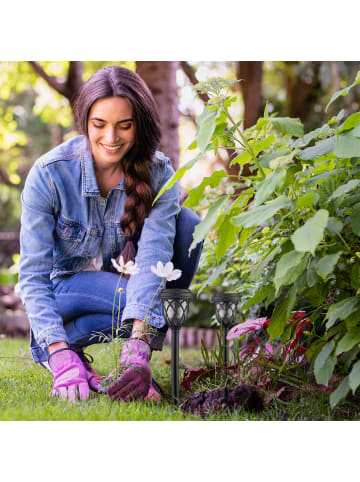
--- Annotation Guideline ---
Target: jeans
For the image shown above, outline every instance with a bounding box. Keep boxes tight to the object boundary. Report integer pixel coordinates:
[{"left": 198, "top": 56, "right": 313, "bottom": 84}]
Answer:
[{"left": 30, "top": 207, "right": 203, "bottom": 362}]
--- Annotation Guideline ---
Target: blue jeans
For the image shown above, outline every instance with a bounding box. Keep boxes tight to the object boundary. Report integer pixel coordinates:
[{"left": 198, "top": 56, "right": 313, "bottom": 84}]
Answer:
[{"left": 30, "top": 207, "right": 202, "bottom": 362}]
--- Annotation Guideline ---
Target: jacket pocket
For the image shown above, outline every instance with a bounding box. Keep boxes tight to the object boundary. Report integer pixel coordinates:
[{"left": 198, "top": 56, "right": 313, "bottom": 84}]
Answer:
[{"left": 54, "top": 216, "right": 86, "bottom": 262}]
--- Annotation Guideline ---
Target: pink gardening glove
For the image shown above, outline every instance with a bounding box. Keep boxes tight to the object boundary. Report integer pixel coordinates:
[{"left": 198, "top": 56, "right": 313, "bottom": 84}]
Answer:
[
  {"left": 107, "top": 338, "right": 152, "bottom": 401},
  {"left": 48, "top": 348, "right": 99, "bottom": 401}
]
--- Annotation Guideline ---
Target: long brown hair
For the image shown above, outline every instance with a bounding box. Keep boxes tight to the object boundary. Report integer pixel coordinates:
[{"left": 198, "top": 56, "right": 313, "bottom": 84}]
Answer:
[{"left": 73, "top": 65, "right": 161, "bottom": 238}]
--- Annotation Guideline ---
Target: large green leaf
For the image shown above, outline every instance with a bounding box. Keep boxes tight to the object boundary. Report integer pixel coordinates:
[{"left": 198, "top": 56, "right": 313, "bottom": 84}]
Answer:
[
  {"left": 297, "top": 193, "right": 315, "bottom": 209},
  {"left": 315, "top": 251, "right": 342, "bottom": 280},
  {"left": 243, "top": 284, "right": 273, "bottom": 310},
  {"left": 349, "top": 360, "right": 360, "bottom": 393},
  {"left": 337, "top": 112, "right": 360, "bottom": 133},
  {"left": 326, "top": 297, "right": 360, "bottom": 329},
  {"left": 326, "top": 71, "right": 360, "bottom": 112},
  {"left": 291, "top": 209, "right": 329, "bottom": 255},
  {"left": 267, "top": 295, "right": 295, "bottom": 340},
  {"left": 254, "top": 170, "right": 287, "bottom": 206},
  {"left": 351, "top": 263, "right": 360, "bottom": 291},
  {"left": 189, "top": 195, "right": 229, "bottom": 252},
  {"left": 334, "top": 134, "right": 360, "bottom": 158},
  {"left": 350, "top": 203, "right": 360, "bottom": 236},
  {"left": 290, "top": 124, "right": 332, "bottom": 149},
  {"left": 328, "top": 179, "right": 360, "bottom": 201},
  {"left": 231, "top": 195, "right": 292, "bottom": 228},
  {"left": 335, "top": 328, "right": 360, "bottom": 356},
  {"left": 298, "top": 137, "right": 336, "bottom": 161},
  {"left": 314, "top": 341, "right": 335, "bottom": 386},
  {"left": 261, "top": 117, "right": 304, "bottom": 137},
  {"left": 153, "top": 153, "right": 202, "bottom": 204},
  {"left": 274, "top": 250, "right": 307, "bottom": 293},
  {"left": 330, "top": 376, "right": 350, "bottom": 407},
  {"left": 326, "top": 217, "right": 343, "bottom": 236},
  {"left": 196, "top": 108, "right": 217, "bottom": 153},
  {"left": 230, "top": 135, "right": 275, "bottom": 167},
  {"left": 183, "top": 170, "right": 227, "bottom": 208},
  {"left": 215, "top": 214, "right": 236, "bottom": 262}
]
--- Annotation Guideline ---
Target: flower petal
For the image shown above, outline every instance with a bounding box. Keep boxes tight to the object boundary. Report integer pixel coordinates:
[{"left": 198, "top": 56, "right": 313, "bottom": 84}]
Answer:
[{"left": 167, "top": 269, "right": 182, "bottom": 281}]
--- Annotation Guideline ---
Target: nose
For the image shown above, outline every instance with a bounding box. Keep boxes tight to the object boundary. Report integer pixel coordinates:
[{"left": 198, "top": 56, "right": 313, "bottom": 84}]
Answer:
[{"left": 104, "top": 127, "right": 119, "bottom": 144}]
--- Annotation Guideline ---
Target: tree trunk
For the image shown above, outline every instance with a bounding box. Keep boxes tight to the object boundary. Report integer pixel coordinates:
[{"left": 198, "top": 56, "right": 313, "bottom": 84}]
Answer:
[
  {"left": 136, "top": 61, "right": 180, "bottom": 169},
  {"left": 236, "top": 61, "right": 263, "bottom": 129},
  {"left": 284, "top": 61, "right": 322, "bottom": 123}
]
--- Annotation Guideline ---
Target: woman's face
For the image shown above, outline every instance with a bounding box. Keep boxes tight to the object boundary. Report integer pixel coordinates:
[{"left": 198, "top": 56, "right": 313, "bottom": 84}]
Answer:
[{"left": 87, "top": 96, "right": 135, "bottom": 169}]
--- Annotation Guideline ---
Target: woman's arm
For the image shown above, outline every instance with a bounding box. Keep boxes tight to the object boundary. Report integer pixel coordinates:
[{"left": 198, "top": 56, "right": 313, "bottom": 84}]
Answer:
[
  {"left": 19, "top": 162, "right": 69, "bottom": 351},
  {"left": 121, "top": 155, "right": 180, "bottom": 331}
]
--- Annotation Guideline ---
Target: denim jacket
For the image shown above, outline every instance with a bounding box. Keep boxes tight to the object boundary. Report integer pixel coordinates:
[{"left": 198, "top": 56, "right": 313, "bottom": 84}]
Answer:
[{"left": 19, "top": 135, "right": 180, "bottom": 353}]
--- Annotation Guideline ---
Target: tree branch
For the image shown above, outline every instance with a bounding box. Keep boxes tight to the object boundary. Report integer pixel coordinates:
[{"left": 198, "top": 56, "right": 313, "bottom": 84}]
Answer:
[
  {"left": 180, "top": 61, "right": 209, "bottom": 103},
  {"left": 28, "top": 61, "right": 66, "bottom": 97}
]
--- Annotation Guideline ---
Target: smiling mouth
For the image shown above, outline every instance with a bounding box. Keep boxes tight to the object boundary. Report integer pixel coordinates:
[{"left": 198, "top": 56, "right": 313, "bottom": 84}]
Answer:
[{"left": 101, "top": 144, "right": 124, "bottom": 153}]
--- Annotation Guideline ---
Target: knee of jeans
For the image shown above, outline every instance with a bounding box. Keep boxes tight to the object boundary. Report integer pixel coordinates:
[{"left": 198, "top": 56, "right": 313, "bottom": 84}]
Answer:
[{"left": 178, "top": 206, "right": 201, "bottom": 228}]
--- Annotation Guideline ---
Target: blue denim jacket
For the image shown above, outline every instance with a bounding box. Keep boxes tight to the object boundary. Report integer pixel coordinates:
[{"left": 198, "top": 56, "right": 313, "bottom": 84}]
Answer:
[{"left": 19, "top": 135, "right": 180, "bottom": 352}]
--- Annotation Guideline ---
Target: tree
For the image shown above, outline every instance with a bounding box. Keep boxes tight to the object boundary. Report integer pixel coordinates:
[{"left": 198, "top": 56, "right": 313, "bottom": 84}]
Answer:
[
  {"left": 236, "top": 61, "right": 263, "bottom": 129},
  {"left": 136, "top": 61, "right": 180, "bottom": 169}
]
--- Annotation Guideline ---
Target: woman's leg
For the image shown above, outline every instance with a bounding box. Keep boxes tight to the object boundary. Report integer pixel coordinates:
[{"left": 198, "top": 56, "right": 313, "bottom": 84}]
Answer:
[{"left": 52, "top": 271, "right": 130, "bottom": 351}]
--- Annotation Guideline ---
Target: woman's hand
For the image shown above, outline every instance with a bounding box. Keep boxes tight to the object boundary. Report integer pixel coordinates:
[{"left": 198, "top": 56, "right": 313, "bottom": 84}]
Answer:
[
  {"left": 107, "top": 338, "right": 152, "bottom": 401},
  {"left": 48, "top": 348, "right": 93, "bottom": 401}
]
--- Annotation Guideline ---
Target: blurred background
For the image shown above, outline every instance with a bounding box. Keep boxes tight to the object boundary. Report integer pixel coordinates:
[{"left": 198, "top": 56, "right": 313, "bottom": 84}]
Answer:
[{"left": 1, "top": 60, "right": 360, "bottom": 340}]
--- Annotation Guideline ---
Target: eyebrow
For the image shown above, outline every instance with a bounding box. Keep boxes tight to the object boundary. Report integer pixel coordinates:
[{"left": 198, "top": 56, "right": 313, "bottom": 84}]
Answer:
[{"left": 89, "top": 117, "right": 134, "bottom": 124}]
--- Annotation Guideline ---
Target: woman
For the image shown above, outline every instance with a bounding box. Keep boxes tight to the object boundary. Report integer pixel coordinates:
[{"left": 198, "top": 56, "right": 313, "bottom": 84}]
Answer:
[{"left": 19, "top": 65, "right": 202, "bottom": 402}]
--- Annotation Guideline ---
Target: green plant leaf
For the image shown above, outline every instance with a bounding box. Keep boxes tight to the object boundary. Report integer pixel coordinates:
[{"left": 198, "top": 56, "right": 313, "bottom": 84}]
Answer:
[
  {"left": 328, "top": 179, "right": 360, "bottom": 201},
  {"left": 306, "top": 258, "right": 318, "bottom": 288},
  {"left": 297, "top": 193, "right": 315, "bottom": 209},
  {"left": 291, "top": 209, "right": 329, "bottom": 255},
  {"left": 267, "top": 295, "right": 295, "bottom": 340},
  {"left": 290, "top": 124, "right": 332, "bottom": 148},
  {"left": 314, "top": 341, "right": 335, "bottom": 386},
  {"left": 262, "top": 117, "right": 304, "bottom": 137},
  {"left": 334, "top": 134, "right": 360, "bottom": 158},
  {"left": 326, "top": 71, "right": 360, "bottom": 112},
  {"left": 189, "top": 195, "right": 229, "bottom": 252},
  {"left": 350, "top": 263, "right": 360, "bottom": 291},
  {"left": 335, "top": 328, "right": 360, "bottom": 356},
  {"left": 337, "top": 112, "right": 360, "bottom": 133},
  {"left": 231, "top": 195, "right": 292, "bottom": 228},
  {"left": 298, "top": 137, "right": 336, "bottom": 161},
  {"left": 215, "top": 214, "right": 236, "bottom": 262},
  {"left": 349, "top": 360, "right": 360, "bottom": 393},
  {"left": 230, "top": 151, "right": 251, "bottom": 166},
  {"left": 183, "top": 170, "right": 227, "bottom": 208},
  {"left": 153, "top": 153, "right": 202, "bottom": 204},
  {"left": 350, "top": 203, "right": 360, "bottom": 236},
  {"left": 326, "top": 217, "right": 343, "bottom": 236},
  {"left": 243, "top": 284, "right": 273, "bottom": 310},
  {"left": 315, "top": 251, "right": 342, "bottom": 280},
  {"left": 330, "top": 376, "right": 350, "bottom": 407},
  {"left": 274, "top": 250, "right": 307, "bottom": 293},
  {"left": 326, "top": 297, "right": 360, "bottom": 329},
  {"left": 196, "top": 108, "right": 217, "bottom": 153},
  {"left": 254, "top": 170, "right": 287, "bottom": 206}
]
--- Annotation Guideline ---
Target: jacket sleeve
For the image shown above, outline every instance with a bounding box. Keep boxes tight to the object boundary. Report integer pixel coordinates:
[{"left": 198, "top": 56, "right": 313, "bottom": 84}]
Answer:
[
  {"left": 19, "top": 162, "right": 69, "bottom": 349},
  {"left": 121, "top": 156, "right": 180, "bottom": 328}
]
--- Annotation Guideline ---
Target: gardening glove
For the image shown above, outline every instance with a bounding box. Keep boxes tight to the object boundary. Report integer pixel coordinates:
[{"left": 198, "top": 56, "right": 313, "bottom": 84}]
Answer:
[
  {"left": 48, "top": 348, "right": 95, "bottom": 401},
  {"left": 75, "top": 350, "right": 103, "bottom": 393},
  {"left": 107, "top": 338, "right": 152, "bottom": 401}
]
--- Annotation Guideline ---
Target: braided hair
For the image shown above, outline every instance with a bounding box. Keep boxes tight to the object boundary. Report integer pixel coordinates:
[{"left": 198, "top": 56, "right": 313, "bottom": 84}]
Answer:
[{"left": 73, "top": 65, "right": 161, "bottom": 238}]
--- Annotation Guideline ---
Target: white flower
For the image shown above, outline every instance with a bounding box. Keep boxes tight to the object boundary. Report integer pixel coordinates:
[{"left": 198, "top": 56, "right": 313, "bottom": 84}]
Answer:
[
  {"left": 151, "top": 261, "right": 182, "bottom": 281},
  {"left": 111, "top": 256, "right": 140, "bottom": 275}
]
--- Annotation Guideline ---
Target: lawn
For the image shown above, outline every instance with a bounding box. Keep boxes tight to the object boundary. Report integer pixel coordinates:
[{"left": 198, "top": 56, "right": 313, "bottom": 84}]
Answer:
[{"left": 1, "top": 337, "right": 359, "bottom": 421}]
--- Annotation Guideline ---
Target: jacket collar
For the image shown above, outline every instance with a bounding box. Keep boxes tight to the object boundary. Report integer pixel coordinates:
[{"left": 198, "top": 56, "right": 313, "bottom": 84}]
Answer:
[{"left": 80, "top": 136, "right": 125, "bottom": 197}]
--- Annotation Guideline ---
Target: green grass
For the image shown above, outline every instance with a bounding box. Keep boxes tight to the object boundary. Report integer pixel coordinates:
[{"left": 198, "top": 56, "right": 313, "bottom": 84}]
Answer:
[{"left": 1, "top": 337, "right": 360, "bottom": 421}]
